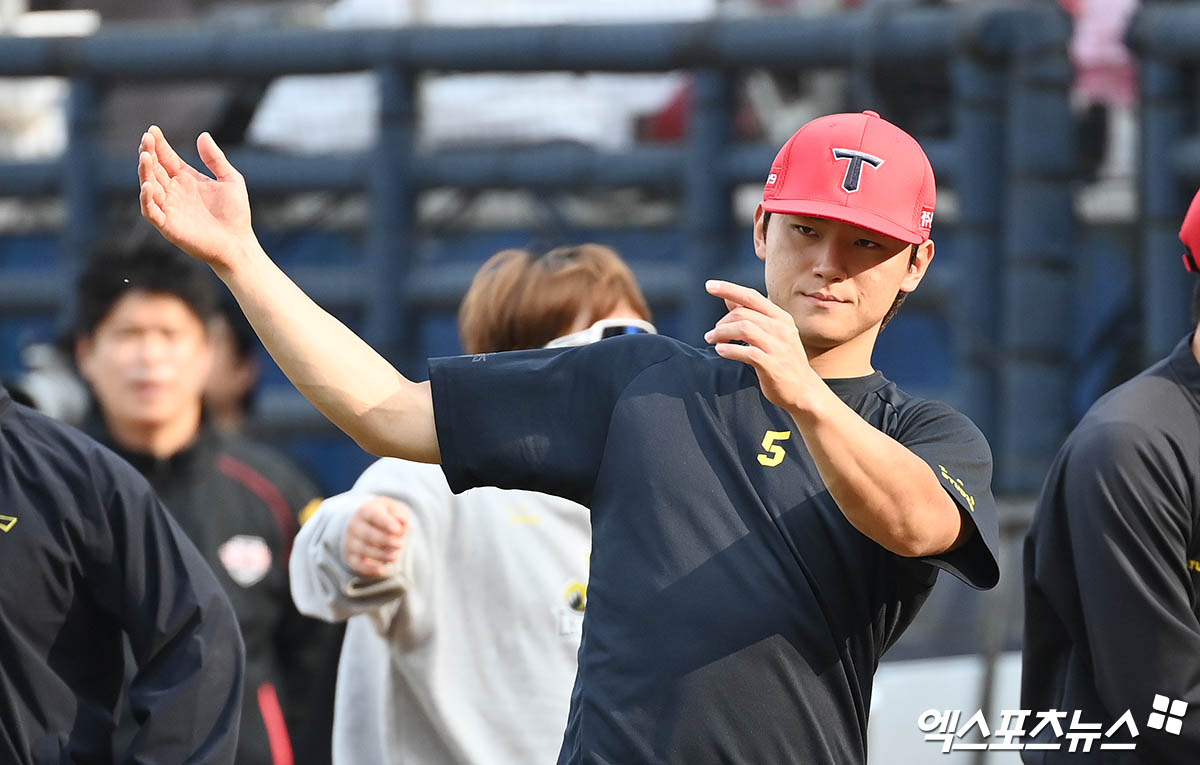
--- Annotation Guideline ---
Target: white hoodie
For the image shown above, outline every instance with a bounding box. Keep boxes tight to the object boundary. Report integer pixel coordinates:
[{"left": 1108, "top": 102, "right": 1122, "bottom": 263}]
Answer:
[{"left": 289, "top": 458, "right": 591, "bottom": 765}]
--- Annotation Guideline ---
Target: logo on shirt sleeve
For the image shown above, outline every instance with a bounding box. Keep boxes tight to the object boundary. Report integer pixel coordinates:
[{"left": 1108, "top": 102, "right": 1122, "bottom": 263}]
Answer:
[
  {"left": 0, "top": 515, "right": 16, "bottom": 533},
  {"left": 938, "top": 465, "right": 976, "bottom": 512}
]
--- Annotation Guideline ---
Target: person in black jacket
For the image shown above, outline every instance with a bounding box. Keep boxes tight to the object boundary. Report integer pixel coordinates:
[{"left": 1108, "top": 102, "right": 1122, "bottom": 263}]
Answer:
[
  {"left": 1022, "top": 187, "right": 1200, "bottom": 763},
  {"left": 0, "top": 382, "right": 243, "bottom": 763},
  {"left": 72, "top": 246, "right": 339, "bottom": 765}
]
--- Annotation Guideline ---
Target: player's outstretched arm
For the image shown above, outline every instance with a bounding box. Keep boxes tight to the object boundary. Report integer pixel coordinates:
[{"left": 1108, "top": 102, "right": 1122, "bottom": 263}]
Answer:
[
  {"left": 138, "top": 127, "right": 439, "bottom": 462},
  {"left": 704, "top": 279, "right": 970, "bottom": 558}
]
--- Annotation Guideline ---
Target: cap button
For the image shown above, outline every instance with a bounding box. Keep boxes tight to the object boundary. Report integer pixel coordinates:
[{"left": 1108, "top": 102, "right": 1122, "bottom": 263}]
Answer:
[{"left": 862, "top": 110, "right": 880, "bottom": 118}]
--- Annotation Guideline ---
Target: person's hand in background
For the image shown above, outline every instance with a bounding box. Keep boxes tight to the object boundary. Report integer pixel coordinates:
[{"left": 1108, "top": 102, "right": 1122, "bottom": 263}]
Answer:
[{"left": 344, "top": 497, "right": 412, "bottom": 579}]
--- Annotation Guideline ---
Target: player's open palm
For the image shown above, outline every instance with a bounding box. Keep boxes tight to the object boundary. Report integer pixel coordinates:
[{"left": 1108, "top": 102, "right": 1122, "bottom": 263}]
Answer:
[
  {"left": 138, "top": 126, "right": 253, "bottom": 274},
  {"left": 344, "top": 496, "right": 412, "bottom": 579}
]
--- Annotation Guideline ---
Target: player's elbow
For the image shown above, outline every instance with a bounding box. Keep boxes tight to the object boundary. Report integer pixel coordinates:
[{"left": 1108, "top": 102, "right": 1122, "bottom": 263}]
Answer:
[{"left": 878, "top": 504, "right": 966, "bottom": 558}]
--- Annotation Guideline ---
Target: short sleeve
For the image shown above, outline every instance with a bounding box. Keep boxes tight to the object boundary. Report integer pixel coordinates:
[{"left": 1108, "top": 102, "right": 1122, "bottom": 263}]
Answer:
[
  {"left": 429, "top": 334, "right": 678, "bottom": 505},
  {"left": 893, "top": 400, "right": 1000, "bottom": 590}
]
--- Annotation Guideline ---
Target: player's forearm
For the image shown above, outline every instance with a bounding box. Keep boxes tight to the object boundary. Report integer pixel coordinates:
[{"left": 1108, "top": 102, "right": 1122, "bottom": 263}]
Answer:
[
  {"left": 789, "top": 386, "right": 965, "bottom": 557},
  {"left": 216, "top": 243, "right": 440, "bottom": 462}
]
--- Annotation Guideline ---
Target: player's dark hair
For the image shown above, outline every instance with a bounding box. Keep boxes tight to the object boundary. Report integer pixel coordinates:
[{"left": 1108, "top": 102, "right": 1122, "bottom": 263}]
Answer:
[
  {"left": 1191, "top": 279, "right": 1200, "bottom": 326},
  {"left": 213, "top": 291, "right": 260, "bottom": 414},
  {"left": 459, "top": 243, "right": 651, "bottom": 354},
  {"left": 761, "top": 211, "right": 918, "bottom": 331},
  {"left": 73, "top": 246, "right": 218, "bottom": 338},
  {"left": 214, "top": 292, "right": 258, "bottom": 363}
]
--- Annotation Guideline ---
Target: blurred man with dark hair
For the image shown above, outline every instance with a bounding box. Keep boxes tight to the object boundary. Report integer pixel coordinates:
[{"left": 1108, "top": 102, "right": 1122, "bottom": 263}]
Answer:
[{"left": 73, "top": 246, "right": 340, "bottom": 765}]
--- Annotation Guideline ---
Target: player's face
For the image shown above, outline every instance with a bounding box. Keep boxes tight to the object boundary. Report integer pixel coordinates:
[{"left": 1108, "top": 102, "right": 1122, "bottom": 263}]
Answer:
[
  {"left": 754, "top": 209, "right": 933, "bottom": 355},
  {"left": 77, "top": 291, "right": 213, "bottom": 433}
]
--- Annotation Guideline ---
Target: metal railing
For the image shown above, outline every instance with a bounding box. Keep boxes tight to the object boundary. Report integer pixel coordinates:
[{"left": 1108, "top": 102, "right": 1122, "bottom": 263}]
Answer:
[
  {"left": 0, "top": 2, "right": 1073, "bottom": 493},
  {"left": 1130, "top": 4, "right": 1200, "bottom": 364}
]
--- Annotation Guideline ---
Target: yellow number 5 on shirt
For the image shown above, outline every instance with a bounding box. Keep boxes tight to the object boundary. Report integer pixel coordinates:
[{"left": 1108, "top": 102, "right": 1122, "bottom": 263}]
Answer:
[{"left": 758, "top": 430, "right": 791, "bottom": 467}]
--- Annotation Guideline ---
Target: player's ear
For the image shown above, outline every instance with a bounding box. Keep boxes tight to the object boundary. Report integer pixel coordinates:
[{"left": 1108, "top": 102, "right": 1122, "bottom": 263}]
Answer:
[
  {"left": 899, "top": 240, "right": 934, "bottom": 294},
  {"left": 753, "top": 205, "right": 768, "bottom": 262}
]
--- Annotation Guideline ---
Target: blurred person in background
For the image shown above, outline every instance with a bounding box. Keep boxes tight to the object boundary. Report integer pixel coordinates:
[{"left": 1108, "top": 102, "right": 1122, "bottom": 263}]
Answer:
[
  {"left": 1022, "top": 186, "right": 1200, "bottom": 762},
  {"left": 71, "top": 246, "right": 340, "bottom": 765},
  {"left": 206, "top": 292, "right": 262, "bottom": 434},
  {"left": 0, "top": 379, "right": 244, "bottom": 764},
  {"left": 289, "top": 243, "right": 655, "bottom": 764}
]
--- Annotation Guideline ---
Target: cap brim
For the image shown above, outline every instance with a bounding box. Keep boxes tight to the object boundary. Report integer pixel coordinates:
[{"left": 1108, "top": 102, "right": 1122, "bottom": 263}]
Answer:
[{"left": 762, "top": 199, "right": 926, "bottom": 244}]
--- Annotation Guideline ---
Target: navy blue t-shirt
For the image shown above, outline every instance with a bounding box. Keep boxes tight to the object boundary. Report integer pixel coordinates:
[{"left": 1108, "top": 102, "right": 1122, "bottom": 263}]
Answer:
[{"left": 430, "top": 334, "right": 999, "bottom": 764}]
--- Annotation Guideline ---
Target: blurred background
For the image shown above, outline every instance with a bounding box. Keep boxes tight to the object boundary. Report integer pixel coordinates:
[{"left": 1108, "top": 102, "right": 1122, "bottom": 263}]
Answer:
[{"left": 0, "top": 0, "right": 1192, "bottom": 761}]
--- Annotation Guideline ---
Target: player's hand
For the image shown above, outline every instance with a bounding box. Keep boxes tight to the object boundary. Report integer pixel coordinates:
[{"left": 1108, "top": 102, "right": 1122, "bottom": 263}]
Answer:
[
  {"left": 138, "top": 126, "right": 255, "bottom": 275},
  {"left": 703, "top": 279, "right": 822, "bottom": 412},
  {"left": 344, "top": 496, "right": 412, "bottom": 579}
]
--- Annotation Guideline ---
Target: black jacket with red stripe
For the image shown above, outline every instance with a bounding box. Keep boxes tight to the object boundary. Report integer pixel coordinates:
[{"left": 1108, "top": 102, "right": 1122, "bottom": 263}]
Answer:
[{"left": 94, "top": 421, "right": 341, "bottom": 765}]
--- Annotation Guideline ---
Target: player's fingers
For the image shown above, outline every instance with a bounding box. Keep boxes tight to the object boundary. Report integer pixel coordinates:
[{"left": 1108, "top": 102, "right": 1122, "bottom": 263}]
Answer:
[
  {"left": 148, "top": 125, "right": 212, "bottom": 183},
  {"left": 704, "top": 320, "right": 772, "bottom": 350},
  {"left": 713, "top": 308, "right": 794, "bottom": 346},
  {"left": 197, "top": 132, "right": 242, "bottom": 183},
  {"left": 712, "top": 341, "right": 766, "bottom": 368},
  {"left": 705, "top": 280, "right": 779, "bottom": 317},
  {"left": 140, "top": 183, "right": 166, "bottom": 228},
  {"left": 347, "top": 552, "right": 390, "bottom": 579},
  {"left": 358, "top": 520, "right": 404, "bottom": 551},
  {"left": 146, "top": 126, "right": 187, "bottom": 177},
  {"left": 361, "top": 499, "right": 406, "bottom": 537},
  {"left": 346, "top": 531, "right": 401, "bottom": 561},
  {"left": 712, "top": 306, "right": 768, "bottom": 329},
  {"left": 140, "top": 150, "right": 172, "bottom": 192}
]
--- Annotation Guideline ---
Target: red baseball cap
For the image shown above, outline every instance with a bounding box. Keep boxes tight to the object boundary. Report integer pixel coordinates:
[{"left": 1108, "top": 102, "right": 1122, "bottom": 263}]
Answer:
[
  {"left": 762, "top": 110, "right": 936, "bottom": 244},
  {"left": 1180, "top": 186, "right": 1200, "bottom": 272}
]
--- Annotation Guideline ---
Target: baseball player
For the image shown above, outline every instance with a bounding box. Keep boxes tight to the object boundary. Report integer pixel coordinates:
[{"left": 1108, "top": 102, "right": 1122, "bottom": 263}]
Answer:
[
  {"left": 290, "top": 243, "right": 654, "bottom": 764},
  {"left": 1021, "top": 188, "right": 1200, "bottom": 763},
  {"left": 138, "top": 110, "right": 999, "bottom": 763}
]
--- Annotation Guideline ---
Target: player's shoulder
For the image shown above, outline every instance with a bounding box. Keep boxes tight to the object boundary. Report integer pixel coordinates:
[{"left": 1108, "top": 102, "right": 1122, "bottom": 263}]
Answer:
[
  {"left": 0, "top": 396, "right": 156, "bottom": 516},
  {"left": 871, "top": 381, "right": 988, "bottom": 443},
  {"left": 584, "top": 332, "right": 695, "bottom": 367},
  {"left": 1066, "top": 351, "right": 1200, "bottom": 462}
]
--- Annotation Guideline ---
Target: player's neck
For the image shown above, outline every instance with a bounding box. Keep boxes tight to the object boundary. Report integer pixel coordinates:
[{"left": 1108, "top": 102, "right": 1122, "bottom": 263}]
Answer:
[
  {"left": 104, "top": 405, "right": 203, "bottom": 460},
  {"left": 806, "top": 331, "right": 878, "bottom": 379},
  {"left": 1192, "top": 328, "right": 1200, "bottom": 368}
]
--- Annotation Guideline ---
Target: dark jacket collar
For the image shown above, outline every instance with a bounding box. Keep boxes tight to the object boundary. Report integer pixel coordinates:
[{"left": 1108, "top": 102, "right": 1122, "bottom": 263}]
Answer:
[
  {"left": 88, "top": 414, "right": 220, "bottom": 479},
  {"left": 1167, "top": 333, "right": 1200, "bottom": 403}
]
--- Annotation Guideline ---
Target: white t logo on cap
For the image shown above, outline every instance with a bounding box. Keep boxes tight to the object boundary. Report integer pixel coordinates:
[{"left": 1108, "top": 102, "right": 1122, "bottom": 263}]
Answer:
[{"left": 832, "top": 148, "right": 884, "bottom": 193}]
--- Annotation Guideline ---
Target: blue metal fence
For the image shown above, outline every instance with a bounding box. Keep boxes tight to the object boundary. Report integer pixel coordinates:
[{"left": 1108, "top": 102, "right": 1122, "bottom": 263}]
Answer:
[
  {"left": 1130, "top": 4, "right": 1200, "bottom": 365},
  {"left": 0, "top": 2, "right": 1075, "bottom": 494}
]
